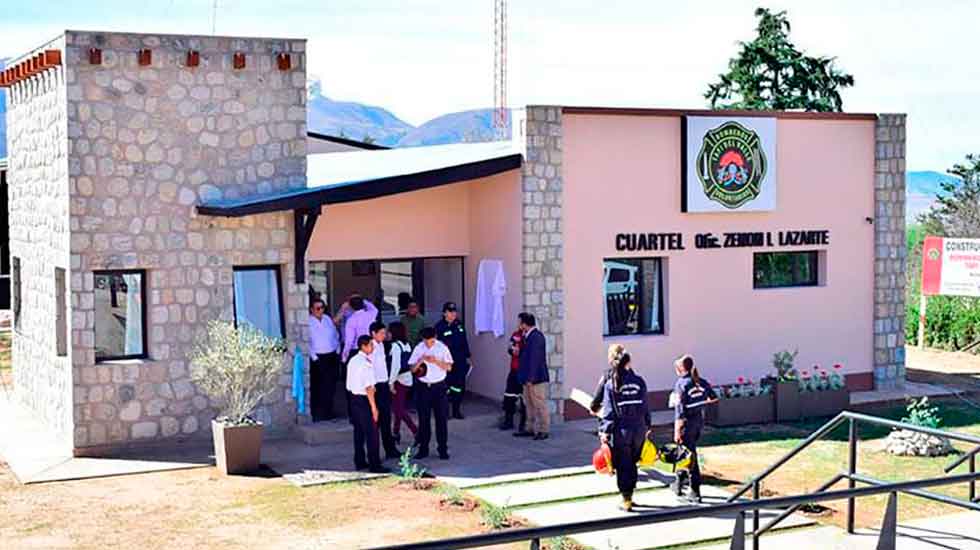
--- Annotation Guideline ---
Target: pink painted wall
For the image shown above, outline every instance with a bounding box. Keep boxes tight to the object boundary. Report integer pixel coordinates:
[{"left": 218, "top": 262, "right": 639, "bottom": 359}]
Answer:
[
  {"left": 562, "top": 113, "right": 876, "bottom": 395},
  {"left": 307, "top": 182, "right": 471, "bottom": 261},
  {"left": 305, "top": 171, "right": 522, "bottom": 400},
  {"left": 465, "top": 172, "right": 524, "bottom": 401}
]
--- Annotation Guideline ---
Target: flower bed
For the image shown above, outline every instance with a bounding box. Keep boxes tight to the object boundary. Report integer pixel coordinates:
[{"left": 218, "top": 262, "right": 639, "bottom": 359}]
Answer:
[
  {"left": 798, "top": 364, "right": 849, "bottom": 419},
  {"left": 708, "top": 378, "right": 774, "bottom": 427}
]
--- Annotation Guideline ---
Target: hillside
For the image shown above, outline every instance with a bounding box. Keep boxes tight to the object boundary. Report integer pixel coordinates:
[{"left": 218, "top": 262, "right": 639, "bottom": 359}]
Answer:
[
  {"left": 396, "top": 108, "right": 507, "bottom": 147},
  {"left": 907, "top": 170, "right": 961, "bottom": 222},
  {"left": 306, "top": 79, "right": 413, "bottom": 147}
]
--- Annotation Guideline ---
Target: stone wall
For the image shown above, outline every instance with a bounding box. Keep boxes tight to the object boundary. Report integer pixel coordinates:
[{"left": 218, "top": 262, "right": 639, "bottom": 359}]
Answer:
[
  {"left": 63, "top": 31, "right": 309, "bottom": 450},
  {"left": 7, "top": 36, "right": 75, "bottom": 451},
  {"left": 873, "top": 114, "right": 907, "bottom": 390},
  {"left": 521, "top": 106, "right": 565, "bottom": 418}
]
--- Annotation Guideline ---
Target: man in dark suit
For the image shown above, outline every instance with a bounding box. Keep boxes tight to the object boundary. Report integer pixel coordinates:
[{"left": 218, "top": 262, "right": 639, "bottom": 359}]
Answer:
[{"left": 515, "top": 312, "right": 550, "bottom": 440}]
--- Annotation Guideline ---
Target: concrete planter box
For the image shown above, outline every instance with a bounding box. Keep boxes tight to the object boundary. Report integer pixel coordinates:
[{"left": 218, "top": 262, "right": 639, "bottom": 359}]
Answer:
[
  {"left": 799, "top": 388, "right": 850, "bottom": 419},
  {"left": 708, "top": 394, "right": 775, "bottom": 427},
  {"left": 774, "top": 381, "right": 801, "bottom": 422},
  {"left": 212, "top": 420, "right": 263, "bottom": 475}
]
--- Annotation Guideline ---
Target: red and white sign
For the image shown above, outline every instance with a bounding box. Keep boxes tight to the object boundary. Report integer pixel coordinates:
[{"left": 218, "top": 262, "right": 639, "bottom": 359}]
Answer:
[{"left": 921, "top": 236, "right": 980, "bottom": 297}]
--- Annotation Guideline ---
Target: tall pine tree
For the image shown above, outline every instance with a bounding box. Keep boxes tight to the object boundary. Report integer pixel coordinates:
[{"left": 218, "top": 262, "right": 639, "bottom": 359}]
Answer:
[{"left": 706, "top": 8, "right": 854, "bottom": 112}]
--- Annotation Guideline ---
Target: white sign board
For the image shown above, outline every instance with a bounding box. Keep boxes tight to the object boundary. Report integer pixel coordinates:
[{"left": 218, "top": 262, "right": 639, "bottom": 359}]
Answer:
[
  {"left": 921, "top": 236, "right": 980, "bottom": 297},
  {"left": 683, "top": 116, "right": 777, "bottom": 213}
]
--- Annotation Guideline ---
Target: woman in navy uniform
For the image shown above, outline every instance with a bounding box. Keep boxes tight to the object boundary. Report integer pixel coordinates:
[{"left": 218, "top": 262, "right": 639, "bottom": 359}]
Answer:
[
  {"left": 435, "top": 301, "right": 472, "bottom": 419},
  {"left": 671, "top": 354, "right": 718, "bottom": 503},
  {"left": 590, "top": 344, "right": 650, "bottom": 512}
]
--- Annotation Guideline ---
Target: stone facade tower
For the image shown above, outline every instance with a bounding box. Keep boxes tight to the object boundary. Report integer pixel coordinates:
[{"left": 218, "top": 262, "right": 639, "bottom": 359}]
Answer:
[{"left": 7, "top": 31, "right": 308, "bottom": 453}]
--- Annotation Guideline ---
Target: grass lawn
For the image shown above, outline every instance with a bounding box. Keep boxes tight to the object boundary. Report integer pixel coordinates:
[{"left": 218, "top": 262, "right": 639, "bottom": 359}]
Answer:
[{"left": 696, "top": 401, "right": 980, "bottom": 529}]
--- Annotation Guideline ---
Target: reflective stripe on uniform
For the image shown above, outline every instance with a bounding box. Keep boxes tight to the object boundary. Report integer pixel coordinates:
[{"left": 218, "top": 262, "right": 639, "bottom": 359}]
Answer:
[{"left": 617, "top": 399, "right": 645, "bottom": 406}]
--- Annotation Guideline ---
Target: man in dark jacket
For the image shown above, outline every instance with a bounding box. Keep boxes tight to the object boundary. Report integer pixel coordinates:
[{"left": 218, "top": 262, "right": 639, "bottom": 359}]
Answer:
[
  {"left": 435, "top": 301, "right": 472, "bottom": 419},
  {"left": 516, "top": 312, "right": 550, "bottom": 440}
]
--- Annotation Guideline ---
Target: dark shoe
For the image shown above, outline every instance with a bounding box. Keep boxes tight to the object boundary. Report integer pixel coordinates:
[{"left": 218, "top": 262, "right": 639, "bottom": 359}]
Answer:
[
  {"left": 682, "top": 492, "right": 702, "bottom": 504},
  {"left": 355, "top": 462, "right": 369, "bottom": 471},
  {"left": 386, "top": 451, "right": 402, "bottom": 461},
  {"left": 453, "top": 411, "right": 465, "bottom": 420},
  {"left": 414, "top": 449, "right": 430, "bottom": 460},
  {"left": 368, "top": 466, "right": 391, "bottom": 474},
  {"left": 513, "top": 431, "right": 534, "bottom": 438},
  {"left": 533, "top": 433, "right": 550, "bottom": 441},
  {"left": 438, "top": 452, "right": 450, "bottom": 460},
  {"left": 393, "top": 433, "right": 402, "bottom": 444},
  {"left": 498, "top": 420, "right": 515, "bottom": 431}
]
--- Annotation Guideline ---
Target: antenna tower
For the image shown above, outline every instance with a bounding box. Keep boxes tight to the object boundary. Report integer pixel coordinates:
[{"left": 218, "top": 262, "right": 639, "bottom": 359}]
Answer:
[{"left": 493, "top": 0, "right": 508, "bottom": 140}]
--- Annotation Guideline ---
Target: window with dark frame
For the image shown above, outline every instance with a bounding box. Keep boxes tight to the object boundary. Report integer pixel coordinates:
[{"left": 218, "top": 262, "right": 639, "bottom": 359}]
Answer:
[
  {"left": 12, "top": 256, "right": 21, "bottom": 331},
  {"left": 753, "top": 251, "right": 820, "bottom": 289},
  {"left": 602, "top": 257, "right": 665, "bottom": 337},
  {"left": 55, "top": 268, "right": 67, "bottom": 356},
  {"left": 232, "top": 266, "right": 285, "bottom": 339},
  {"left": 94, "top": 270, "right": 147, "bottom": 361}
]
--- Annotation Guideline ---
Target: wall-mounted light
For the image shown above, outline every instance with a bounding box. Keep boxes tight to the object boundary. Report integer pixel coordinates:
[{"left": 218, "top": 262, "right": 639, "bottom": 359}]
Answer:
[
  {"left": 186, "top": 50, "right": 200, "bottom": 68},
  {"left": 233, "top": 52, "right": 246, "bottom": 70},
  {"left": 276, "top": 52, "right": 291, "bottom": 71},
  {"left": 89, "top": 48, "right": 102, "bottom": 65},
  {"left": 865, "top": 217, "right": 874, "bottom": 224},
  {"left": 138, "top": 48, "right": 152, "bottom": 66}
]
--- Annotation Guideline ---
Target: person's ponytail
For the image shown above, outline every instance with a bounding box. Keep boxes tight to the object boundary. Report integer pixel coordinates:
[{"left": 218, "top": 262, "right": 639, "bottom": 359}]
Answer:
[
  {"left": 607, "top": 344, "right": 629, "bottom": 391},
  {"left": 691, "top": 365, "right": 701, "bottom": 385}
]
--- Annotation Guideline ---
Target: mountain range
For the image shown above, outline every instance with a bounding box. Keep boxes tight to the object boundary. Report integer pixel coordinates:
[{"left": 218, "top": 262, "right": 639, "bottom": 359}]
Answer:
[{"left": 0, "top": 76, "right": 960, "bottom": 220}]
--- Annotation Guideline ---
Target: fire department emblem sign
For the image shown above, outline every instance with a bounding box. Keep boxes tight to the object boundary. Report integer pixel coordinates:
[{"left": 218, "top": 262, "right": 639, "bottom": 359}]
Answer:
[
  {"left": 695, "top": 121, "right": 766, "bottom": 209},
  {"left": 927, "top": 247, "right": 941, "bottom": 261},
  {"left": 683, "top": 116, "right": 777, "bottom": 213}
]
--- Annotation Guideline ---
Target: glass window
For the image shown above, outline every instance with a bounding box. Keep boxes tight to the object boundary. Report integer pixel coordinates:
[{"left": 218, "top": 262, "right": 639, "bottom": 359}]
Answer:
[
  {"left": 56, "top": 268, "right": 67, "bottom": 357},
  {"left": 603, "top": 258, "right": 664, "bottom": 337},
  {"left": 94, "top": 270, "right": 147, "bottom": 361},
  {"left": 12, "top": 256, "right": 21, "bottom": 331},
  {"left": 233, "top": 266, "right": 284, "bottom": 339},
  {"left": 380, "top": 261, "right": 413, "bottom": 323},
  {"left": 308, "top": 261, "right": 331, "bottom": 310},
  {"left": 754, "top": 251, "right": 819, "bottom": 289}
]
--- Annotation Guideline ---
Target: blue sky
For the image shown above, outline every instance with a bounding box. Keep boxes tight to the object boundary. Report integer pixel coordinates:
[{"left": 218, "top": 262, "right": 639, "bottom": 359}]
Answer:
[{"left": 2, "top": 0, "right": 978, "bottom": 170}]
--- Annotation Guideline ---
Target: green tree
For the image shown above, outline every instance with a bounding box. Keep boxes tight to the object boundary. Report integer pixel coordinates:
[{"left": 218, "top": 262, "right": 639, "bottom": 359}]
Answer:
[
  {"left": 705, "top": 8, "right": 855, "bottom": 112},
  {"left": 919, "top": 155, "right": 980, "bottom": 238}
]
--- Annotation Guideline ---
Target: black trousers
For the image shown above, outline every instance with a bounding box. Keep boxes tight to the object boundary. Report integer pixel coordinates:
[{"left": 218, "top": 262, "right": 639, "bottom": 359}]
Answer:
[
  {"left": 502, "top": 370, "right": 526, "bottom": 430},
  {"left": 310, "top": 352, "right": 340, "bottom": 421},
  {"left": 351, "top": 395, "right": 381, "bottom": 469},
  {"left": 446, "top": 364, "right": 469, "bottom": 413},
  {"left": 681, "top": 420, "right": 703, "bottom": 494},
  {"left": 415, "top": 381, "right": 449, "bottom": 455},
  {"left": 374, "top": 382, "right": 399, "bottom": 456},
  {"left": 611, "top": 425, "right": 646, "bottom": 500}
]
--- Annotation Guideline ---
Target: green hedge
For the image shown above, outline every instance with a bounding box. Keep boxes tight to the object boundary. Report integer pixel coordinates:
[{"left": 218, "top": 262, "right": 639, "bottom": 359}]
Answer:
[{"left": 906, "top": 224, "right": 980, "bottom": 350}]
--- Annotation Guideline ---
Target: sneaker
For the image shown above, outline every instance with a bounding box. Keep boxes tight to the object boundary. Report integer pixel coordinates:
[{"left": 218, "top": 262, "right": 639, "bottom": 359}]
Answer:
[
  {"left": 368, "top": 466, "right": 391, "bottom": 474},
  {"left": 533, "top": 433, "right": 550, "bottom": 441},
  {"left": 438, "top": 452, "right": 450, "bottom": 460},
  {"left": 513, "top": 431, "right": 534, "bottom": 438},
  {"left": 619, "top": 499, "right": 633, "bottom": 512},
  {"left": 355, "top": 462, "right": 369, "bottom": 471}
]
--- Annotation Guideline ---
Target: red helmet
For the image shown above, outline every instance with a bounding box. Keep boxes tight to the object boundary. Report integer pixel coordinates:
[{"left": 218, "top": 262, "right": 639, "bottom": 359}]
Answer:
[{"left": 593, "top": 442, "right": 614, "bottom": 475}]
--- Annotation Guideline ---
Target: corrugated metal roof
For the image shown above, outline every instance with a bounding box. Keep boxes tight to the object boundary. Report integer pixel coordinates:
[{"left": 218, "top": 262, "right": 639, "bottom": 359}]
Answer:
[{"left": 197, "top": 140, "right": 522, "bottom": 217}]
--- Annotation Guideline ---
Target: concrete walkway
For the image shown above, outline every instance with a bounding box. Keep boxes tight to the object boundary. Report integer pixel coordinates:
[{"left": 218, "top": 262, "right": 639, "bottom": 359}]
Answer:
[{"left": 702, "top": 512, "right": 980, "bottom": 549}]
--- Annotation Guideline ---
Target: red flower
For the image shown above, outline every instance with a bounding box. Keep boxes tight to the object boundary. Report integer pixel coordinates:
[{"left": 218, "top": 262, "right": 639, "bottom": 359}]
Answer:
[
  {"left": 737, "top": 376, "right": 745, "bottom": 383},
  {"left": 833, "top": 364, "right": 842, "bottom": 370},
  {"left": 820, "top": 371, "right": 828, "bottom": 377},
  {"left": 801, "top": 370, "right": 810, "bottom": 377}
]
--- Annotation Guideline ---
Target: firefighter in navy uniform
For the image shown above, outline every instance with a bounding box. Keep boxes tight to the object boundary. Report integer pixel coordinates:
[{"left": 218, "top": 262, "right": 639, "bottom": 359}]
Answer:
[
  {"left": 590, "top": 344, "right": 650, "bottom": 512},
  {"left": 435, "top": 301, "right": 472, "bottom": 419},
  {"left": 671, "top": 354, "right": 718, "bottom": 503}
]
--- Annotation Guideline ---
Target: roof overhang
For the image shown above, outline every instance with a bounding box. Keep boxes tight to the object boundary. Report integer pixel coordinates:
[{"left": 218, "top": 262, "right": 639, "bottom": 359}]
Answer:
[{"left": 197, "top": 142, "right": 522, "bottom": 217}]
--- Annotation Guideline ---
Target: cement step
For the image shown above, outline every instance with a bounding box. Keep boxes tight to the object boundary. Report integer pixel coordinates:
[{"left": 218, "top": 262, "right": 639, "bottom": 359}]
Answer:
[
  {"left": 514, "top": 486, "right": 815, "bottom": 550},
  {"left": 469, "top": 469, "right": 670, "bottom": 508},
  {"left": 293, "top": 419, "right": 353, "bottom": 446}
]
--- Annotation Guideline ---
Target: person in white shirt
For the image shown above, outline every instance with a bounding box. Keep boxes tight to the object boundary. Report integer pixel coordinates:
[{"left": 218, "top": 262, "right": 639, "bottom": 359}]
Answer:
[
  {"left": 386, "top": 321, "right": 417, "bottom": 443},
  {"left": 368, "top": 321, "right": 401, "bottom": 459},
  {"left": 345, "top": 335, "right": 389, "bottom": 473},
  {"left": 408, "top": 326, "right": 454, "bottom": 460},
  {"left": 308, "top": 299, "right": 341, "bottom": 421}
]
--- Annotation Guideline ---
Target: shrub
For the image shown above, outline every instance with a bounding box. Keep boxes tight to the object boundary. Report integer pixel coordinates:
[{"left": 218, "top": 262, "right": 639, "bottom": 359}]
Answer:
[
  {"left": 189, "top": 320, "right": 286, "bottom": 426},
  {"left": 398, "top": 446, "right": 427, "bottom": 481},
  {"left": 902, "top": 397, "right": 942, "bottom": 429},
  {"left": 480, "top": 501, "right": 513, "bottom": 529},
  {"left": 771, "top": 349, "right": 799, "bottom": 382},
  {"left": 435, "top": 483, "right": 465, "bottom": 506}
]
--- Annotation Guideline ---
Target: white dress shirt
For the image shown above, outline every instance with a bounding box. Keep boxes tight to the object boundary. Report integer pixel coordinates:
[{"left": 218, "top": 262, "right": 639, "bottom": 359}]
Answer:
[
  {"left": 370, "top": 339, "right": 389, "bottom": 384},
  {"left": 388, "top": 341, "right": 413, "bottom": 386},
  {"left": 345, "top": 351, "right": 375, "bottom": 396},
  {"left": 408, "top": 340, "right": 454, "bottom": 384},
  {"left": 308, "top": 314, "right": 340, "bottom": 357}
]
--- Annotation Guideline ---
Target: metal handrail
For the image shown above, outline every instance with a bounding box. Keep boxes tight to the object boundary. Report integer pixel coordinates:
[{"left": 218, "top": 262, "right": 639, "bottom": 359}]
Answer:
[
  {"left": 370, "top": 472, "right": 980, "bottom": 550},
  {"left": 727, "top": 411, "right": 980, "bottom": 503}
]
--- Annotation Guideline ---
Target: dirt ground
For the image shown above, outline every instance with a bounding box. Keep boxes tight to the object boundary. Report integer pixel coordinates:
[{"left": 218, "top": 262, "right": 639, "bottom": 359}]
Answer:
[
  {"left": 0, "top": 464, "right": 523, "bottom": 550},
  {"left": 907, "top": 345, "right": 980, "bottom": 391}
]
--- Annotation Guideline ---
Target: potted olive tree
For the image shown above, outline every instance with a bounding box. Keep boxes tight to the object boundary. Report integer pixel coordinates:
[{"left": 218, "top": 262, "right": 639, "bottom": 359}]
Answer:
[{"left": 190, "top": 320, "right": 286, "bottom": 475}]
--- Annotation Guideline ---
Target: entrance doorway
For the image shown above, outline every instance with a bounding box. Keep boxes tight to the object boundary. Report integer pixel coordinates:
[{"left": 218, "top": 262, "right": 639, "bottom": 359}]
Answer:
[{"left": 306, "top": 256, "right": 465, "bottom": 419}]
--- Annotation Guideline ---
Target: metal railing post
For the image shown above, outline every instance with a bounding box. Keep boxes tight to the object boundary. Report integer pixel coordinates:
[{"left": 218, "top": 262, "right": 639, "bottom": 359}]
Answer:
[
  {"left": 752, "top": 482, "right": 760, "bottom": 550},
  {"left": 847, "top": 418, "right": 858, "bottom": 534},
  {"left": 529, "top": 538, "right": 540, "bottom": 550},
  {"left": 971, "top": 454, "right": 977, "bottom": 503}
]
